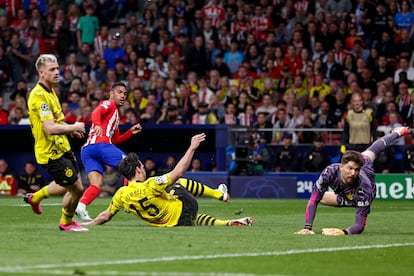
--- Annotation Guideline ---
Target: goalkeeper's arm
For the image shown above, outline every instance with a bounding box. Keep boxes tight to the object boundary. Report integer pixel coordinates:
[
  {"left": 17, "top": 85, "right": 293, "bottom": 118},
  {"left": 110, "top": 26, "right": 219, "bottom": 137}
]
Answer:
[
  {"left": 322, "top": 214, "right": 367, "bottom": 235},
  {"left": 346, "top": 213, "right": 367, "bottom": 234}
]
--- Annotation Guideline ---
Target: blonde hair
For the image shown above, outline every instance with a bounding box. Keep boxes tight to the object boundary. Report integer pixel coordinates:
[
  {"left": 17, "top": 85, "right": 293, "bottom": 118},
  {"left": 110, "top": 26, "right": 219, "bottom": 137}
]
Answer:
[{"left": 35, "top": 54, "right": 58, "bottom": 71}]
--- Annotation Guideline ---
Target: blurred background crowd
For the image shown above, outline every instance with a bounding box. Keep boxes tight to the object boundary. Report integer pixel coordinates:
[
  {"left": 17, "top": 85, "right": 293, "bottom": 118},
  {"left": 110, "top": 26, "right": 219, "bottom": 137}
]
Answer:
[{"left": 0, "top": 0, "right": 413, "bottom": 141}]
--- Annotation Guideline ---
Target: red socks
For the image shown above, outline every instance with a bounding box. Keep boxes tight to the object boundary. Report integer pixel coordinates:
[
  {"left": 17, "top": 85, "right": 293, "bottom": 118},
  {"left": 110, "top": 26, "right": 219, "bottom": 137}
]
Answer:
[{"left": 80, "top": 185, "right": 100, "bottom": 206}]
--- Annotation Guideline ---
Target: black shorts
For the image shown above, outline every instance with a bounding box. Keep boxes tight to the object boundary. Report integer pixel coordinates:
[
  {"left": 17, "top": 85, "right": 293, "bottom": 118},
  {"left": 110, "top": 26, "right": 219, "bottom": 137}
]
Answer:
[
  {"left": 166, "top": 184, "right": 198, "bottom": 226},
  {"left": 42, "top": 151, "right": 80, "bottom": 186}
]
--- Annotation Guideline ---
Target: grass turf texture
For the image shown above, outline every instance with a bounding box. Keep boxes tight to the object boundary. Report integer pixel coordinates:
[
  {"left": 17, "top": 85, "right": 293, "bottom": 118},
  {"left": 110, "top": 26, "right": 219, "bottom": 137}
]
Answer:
[{"left": 0, "top": 197, "right": 413, "bottom": 276}]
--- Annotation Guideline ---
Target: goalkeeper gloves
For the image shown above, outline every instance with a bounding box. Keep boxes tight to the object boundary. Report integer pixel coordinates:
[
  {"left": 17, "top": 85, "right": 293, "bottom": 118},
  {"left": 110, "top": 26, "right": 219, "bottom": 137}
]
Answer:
[
  {"left": 294, "top": 229, "right": 315, "bottom": 235},
  {"left": 322, "top": 228, "right": 348, "bottom": 236}
]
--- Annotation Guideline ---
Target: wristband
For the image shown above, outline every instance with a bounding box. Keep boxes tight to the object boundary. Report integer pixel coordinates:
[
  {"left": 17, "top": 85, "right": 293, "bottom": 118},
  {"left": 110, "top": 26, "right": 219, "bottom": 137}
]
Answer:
[{"left": 342, "top": 229, "right": 349, "bottom": 235}]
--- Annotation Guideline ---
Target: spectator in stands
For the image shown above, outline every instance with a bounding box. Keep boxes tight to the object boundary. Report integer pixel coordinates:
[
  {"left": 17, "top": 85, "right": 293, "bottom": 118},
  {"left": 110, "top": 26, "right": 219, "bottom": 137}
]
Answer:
[
  {"left": 271, "top": 108, "right": 297, "bottom": 145},
  {"left": 361, "top": 87, "right": 377, "bottom": 114},
  {"left": 395, "top": 82, "right": 412, "bottom": 121},
  {"left": 143, "top": 157, "right": 157, "bottom": 177},
  {"left": 309, "top": 73, "right": 331, "bottom": 103},
  {"left": 321, "top": 50, "right": 343, "bottom": 83},
  {"left": 261, "top": 77, "right": 279, "bottom": 104},
  {"left": 253, "top": 112, "right": 273, "bottom": 144},
  {"left": 103, "top": 35, "right": 126, "bottom": 70},
  {"left": 189, "top": 157, "right": 202, "bottom": 172},
  {"left": 220, "top": 102, "right": 238, "bottom": 125},
  {"left": 17, "top": 160, "right": 45, "bottom": 195},
  {"left": 393, "top": 0, "right": 414, "bottom": 39},
  {"left": 140, "top": 102, "right": 159, "bottom": 125},
  {"left": 191, "top": 101, "right": 219, "bottom": 125},
  {"left": 8, "top": 106, "right": 27, "bottom": 124},
  {"left": 207, "top": 69, "right": 221, "bottom": 92},
  {"left": 404, "top": 134, "right": 414, "bottom": 174},
  {"left": 315, "top": 100, "right": 335, "bottom": 129},
  {"left": 341, "top": 92, "right": 374, "bottom": 153},
  {"left": 373, "top": 55, "right": 394, "bottom": 88},
  {"left": 394, "top": 57, "right": 414, "bottom": 84},
  {"left": 5, "top": 32, "right": 30, "bottom": 91},
  {"left": 185, "top": 35, "right": 207, "bottom": 77},
  {"left": 76, "top": 4, "right": 99, "bottom": 49},
  {"left": 78, "top": 104, "right": 92, "bottom": 126},
  {"left": 395, "top": 30, "right": 414, "bottom": 62},
  {"left": 208, "top": 93, "right": 225, "bottom": 123},
  {"left": 303, "top": 135, "right": 331, "bottom": 172},
  {"left": 197, "top": 18, "right": 219, "bottom": 47},
  {"left": 405, "top": 92, "right": 414, "bottom": 128},
  {"left": 75, "top": 43, "right": 92, "bottom": 70},
  {"left": 0, "top": 158, "right": 18, "bottom": 195},
  {"left": 256, "top": 94, "right": 277, "bottom": 116},
  {"left": 0, "top": 46, "right": 11, "bottom": 94},
  {"left": 230, "top": 9, "right": 250, "bottom": 44},
  {"left": 297, "top": 105, "right": 316, "bottom": 144},
  {"left": 212, "top": 53, "right": 231, "bottom": 78},
  {"left": 157, "top": 154, "right": 177, "bottom": 175},
  {"left": 224, "top": 39, "right": 244, "bottom": 74},
  {"left": 240, "top": 76, "right": 261, "bottom": 104},
  {"left": 0, "top": 96, "right": 9, "bottom": 125},
  {"left": 157, "top": 104, "right": 184, "bottom": 125},
  {"left": 272, "top": 133, "right": 301, "bottom": 172},
  {"left": 377, "top": 111, "right": 405, "bottom": 146},
  {"left": 94, "top": 25, "right": 111, "bottom": 59}
]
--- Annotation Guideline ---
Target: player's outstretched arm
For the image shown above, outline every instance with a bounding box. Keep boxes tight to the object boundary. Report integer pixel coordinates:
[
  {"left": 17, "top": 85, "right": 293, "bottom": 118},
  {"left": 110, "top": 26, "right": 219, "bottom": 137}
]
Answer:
[
  {"left": 82, "top": 209, "right": 113, "bottom": 225},
  {"left": 169, "top": 133, "right": 206, "bottom": 183},
  {"left": 43, "top": 119, "right": 85, "bottom": 136}
]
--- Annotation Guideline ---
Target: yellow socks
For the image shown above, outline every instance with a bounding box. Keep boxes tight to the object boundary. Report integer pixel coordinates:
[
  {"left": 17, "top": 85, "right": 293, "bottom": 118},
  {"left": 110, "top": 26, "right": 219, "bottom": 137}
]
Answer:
[
  {"left": 195, "top": 214, "right": 229, "bottom": 226},
  {"left": 178, "top": 178, "right": 222, "bottom": 200},
  {"left": 31, "top": 186, "right": 50, "bottom": 203},
  {"left": 60, "top": 208, "right": 75, "bottom": 225}
]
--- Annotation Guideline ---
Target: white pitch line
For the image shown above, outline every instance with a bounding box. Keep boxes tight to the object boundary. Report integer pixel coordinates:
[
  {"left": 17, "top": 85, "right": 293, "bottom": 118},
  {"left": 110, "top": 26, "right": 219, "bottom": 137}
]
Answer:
[
  {"left": 1, "top": 242, "right": 413, "bottom": 273},
  {"left": 0, "top": 270, "right": 281, "bottom": 276}
]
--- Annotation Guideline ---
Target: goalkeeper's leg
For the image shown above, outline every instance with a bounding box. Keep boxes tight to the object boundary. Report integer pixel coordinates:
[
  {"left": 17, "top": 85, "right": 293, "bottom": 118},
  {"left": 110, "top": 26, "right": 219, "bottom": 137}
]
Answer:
[{"left": 363, "top": 127, "right": 410, "bottom": 161}]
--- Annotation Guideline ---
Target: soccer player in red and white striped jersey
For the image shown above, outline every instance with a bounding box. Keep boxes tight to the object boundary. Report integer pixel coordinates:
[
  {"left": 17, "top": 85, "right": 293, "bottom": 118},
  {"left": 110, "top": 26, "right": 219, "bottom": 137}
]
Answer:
[{"left": 76, "top": 82, "right": 142, "bottom": 221}]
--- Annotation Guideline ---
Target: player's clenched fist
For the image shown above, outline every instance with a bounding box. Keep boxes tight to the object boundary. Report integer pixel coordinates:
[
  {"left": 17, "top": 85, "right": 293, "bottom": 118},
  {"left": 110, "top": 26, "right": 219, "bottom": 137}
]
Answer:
[{"left": 294, "top": 229, "right": 315, "bottom": 235}]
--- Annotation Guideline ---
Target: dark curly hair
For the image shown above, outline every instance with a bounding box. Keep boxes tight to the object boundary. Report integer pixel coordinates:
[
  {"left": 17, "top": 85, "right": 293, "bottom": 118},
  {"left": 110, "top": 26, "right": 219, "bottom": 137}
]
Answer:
[{"left": 118, "top": 152, "right": 142, "bottom": 180}]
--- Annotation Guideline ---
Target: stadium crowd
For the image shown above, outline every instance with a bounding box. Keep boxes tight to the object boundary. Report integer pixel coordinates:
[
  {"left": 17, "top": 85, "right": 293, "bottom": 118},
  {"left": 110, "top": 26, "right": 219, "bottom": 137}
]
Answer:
[{"left": 0, "top": 1, "right": 414, "bottom": 144}]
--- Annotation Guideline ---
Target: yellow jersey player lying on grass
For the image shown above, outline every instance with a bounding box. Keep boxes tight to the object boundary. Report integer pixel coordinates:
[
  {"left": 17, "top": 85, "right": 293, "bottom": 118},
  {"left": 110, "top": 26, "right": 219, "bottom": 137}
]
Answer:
[{"left": 84, "top": 133, "right": 254, "bottom": 227}]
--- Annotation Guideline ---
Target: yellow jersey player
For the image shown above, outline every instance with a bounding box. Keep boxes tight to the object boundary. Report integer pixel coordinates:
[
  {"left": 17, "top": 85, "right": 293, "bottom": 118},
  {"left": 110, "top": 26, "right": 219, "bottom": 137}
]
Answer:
[
  {"left": 84, "top": 133, "right": 254, "bottom": 227},
  {"left": 24, "top": 54, "right": 88, "bottom": 232}
]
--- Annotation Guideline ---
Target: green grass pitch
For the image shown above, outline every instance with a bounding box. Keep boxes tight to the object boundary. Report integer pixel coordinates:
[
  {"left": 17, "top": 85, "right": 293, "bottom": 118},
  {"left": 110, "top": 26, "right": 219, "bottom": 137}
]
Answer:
[{"left": 0, "top": 196, "right": 413, "bottom": 276}]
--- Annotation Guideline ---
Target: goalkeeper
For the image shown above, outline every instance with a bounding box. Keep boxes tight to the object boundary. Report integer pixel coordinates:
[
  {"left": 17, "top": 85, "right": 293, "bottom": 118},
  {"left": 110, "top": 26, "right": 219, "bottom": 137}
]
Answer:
[{"left": 294, "top": 127, "right": 411, "bottom": 236}]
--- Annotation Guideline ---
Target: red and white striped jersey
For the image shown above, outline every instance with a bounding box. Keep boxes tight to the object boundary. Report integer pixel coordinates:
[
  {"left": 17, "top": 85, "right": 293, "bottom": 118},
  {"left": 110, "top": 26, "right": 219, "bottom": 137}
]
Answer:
[
  {"left": 201, "top": 4, "right": 225, "bottom": 28},
  {"left": 84, "top": 100, "right": 119, "bottom": 145}
]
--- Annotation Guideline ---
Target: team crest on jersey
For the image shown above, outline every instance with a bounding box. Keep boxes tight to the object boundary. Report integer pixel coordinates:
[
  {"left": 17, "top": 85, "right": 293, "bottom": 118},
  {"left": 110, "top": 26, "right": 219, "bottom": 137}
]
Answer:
[
  {"left": 346, "top": 193, "right": 353, "bottom": 200},
  {"left": 101, "top": 100, "right": 111, "bottom": 109},
  {"left": 64, "top": 167, "right": 74, "bottom": 178}
]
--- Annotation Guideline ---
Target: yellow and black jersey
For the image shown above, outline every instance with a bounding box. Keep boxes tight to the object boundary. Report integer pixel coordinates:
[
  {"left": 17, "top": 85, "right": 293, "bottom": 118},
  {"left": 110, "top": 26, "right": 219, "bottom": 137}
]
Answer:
[
  {"left": 27, "top": 83, "right": 71, "bottom": 164},
  {"left": 109, "top": 173, "right": 183, "bottom": 227}
]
